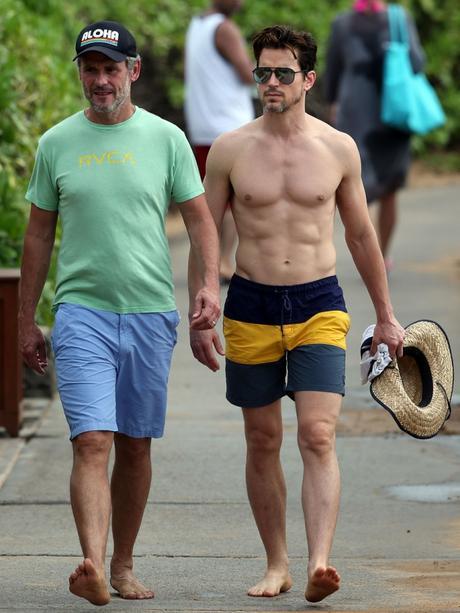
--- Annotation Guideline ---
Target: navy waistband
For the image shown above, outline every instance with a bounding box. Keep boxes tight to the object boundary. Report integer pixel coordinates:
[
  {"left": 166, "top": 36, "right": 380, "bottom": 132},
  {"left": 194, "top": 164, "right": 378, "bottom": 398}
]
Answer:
[
  {"left": 229, "top": 274, "right": 340, "bottom": 295},
  {"left": 224, "top": 274, "right": 347, "bottom": 325}
]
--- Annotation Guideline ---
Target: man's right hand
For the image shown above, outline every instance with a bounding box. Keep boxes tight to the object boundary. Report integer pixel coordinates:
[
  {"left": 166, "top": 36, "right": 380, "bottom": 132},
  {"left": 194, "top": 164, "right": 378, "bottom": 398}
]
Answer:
[
  {"left": 190, "top": 328, "right": 225, "bottom": 371},
  {"left": 19, "top": 320, "right": 48, "bottom": 375}
]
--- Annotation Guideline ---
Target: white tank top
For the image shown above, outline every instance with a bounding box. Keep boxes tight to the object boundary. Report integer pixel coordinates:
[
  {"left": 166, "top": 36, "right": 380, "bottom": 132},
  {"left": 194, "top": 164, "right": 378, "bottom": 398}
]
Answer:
[{"left": 184, "top": 13, "right": 254, "bottom": 144}]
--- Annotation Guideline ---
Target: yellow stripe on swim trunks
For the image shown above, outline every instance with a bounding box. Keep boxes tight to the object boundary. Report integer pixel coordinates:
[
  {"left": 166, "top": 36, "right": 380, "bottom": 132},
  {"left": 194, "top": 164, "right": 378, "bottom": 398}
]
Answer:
[{"left": 224, "top": 310, "right": 351, "bottom": 365}]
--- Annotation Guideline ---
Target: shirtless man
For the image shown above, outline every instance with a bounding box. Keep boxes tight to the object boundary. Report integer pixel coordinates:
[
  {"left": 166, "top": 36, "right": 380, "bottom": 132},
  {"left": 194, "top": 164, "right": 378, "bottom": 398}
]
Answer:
[{"left": 190, "top": 25, "right": 404, "bottom": 603}]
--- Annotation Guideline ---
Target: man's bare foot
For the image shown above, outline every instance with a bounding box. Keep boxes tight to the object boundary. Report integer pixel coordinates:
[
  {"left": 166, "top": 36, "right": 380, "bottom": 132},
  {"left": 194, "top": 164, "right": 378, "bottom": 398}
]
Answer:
[
  {"left": 305, "top": 566, "right": 340, "bottom": 603},
  {"left": 248, "top": 569, "right": 293, "bottom": 597},
  {"left": 110, "top": 569, "right": 154, "bottom": 600},
  {"left": 69, "top": 558, "right": 110, "bottom": 606}
]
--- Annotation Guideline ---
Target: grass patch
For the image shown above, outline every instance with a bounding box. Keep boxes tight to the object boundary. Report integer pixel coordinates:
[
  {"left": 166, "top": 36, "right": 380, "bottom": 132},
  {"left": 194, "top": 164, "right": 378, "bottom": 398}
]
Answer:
[{"left": 416, "top": 151, "right": 460, "bottom": 174}]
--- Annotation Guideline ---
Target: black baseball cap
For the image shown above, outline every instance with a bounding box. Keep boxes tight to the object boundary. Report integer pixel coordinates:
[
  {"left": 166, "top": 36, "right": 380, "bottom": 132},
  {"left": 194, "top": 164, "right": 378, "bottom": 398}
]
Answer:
[{"left": 73, "top": 20, "right": 137, "bottom": 62}]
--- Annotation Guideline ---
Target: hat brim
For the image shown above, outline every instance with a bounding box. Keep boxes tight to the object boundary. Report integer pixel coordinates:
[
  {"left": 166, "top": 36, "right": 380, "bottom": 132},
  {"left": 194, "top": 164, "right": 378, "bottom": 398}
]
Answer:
[
  {"left": 370, "top": 320, "right": 454, "bottom": 439},
  {"left": 73, "top": 46, "right": 129, "bottom": 62}
]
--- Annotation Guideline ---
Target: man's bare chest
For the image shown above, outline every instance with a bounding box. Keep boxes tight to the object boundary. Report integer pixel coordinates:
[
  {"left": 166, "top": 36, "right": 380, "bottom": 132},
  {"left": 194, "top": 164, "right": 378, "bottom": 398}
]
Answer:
[{"left": 229, "top": 142, "right": 342, "bottom": 208}]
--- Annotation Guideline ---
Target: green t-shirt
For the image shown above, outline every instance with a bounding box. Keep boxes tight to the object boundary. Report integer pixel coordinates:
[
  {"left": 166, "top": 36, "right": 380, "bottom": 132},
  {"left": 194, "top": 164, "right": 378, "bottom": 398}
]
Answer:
[{"left": 26, "top": 107, "right": 203, "bottom": 313}]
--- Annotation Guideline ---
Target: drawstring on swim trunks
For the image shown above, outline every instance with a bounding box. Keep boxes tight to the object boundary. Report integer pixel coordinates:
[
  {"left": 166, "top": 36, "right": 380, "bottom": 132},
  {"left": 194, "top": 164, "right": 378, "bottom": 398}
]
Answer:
[{"left": 280, "top": 289, "right": 293, "bottom": 332}]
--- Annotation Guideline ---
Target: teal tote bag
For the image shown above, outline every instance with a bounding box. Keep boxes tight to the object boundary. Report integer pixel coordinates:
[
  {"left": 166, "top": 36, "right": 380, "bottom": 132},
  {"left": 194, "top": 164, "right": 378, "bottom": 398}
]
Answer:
[{"left": 381, "top": 5, "right": 445, "bottom": 135}]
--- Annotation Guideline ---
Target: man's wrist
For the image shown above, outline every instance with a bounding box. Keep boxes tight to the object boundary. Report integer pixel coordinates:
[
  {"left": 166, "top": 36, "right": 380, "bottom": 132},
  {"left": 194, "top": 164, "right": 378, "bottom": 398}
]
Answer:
[
  {"left": 374, "top": 302, "right": 395, "bottom": 323},
  {"left": 18, "top": 310, "right": 37, "bottom": 325}
]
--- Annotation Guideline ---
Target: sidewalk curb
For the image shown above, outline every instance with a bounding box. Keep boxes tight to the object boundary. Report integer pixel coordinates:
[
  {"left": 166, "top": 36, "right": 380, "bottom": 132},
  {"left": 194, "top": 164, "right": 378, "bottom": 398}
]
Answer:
[
  {"left": 0, "top": 439, "right": 25, "bottom": 490},
  {"left": 0, "top": 397, "right": 53, "bottom": 491}
]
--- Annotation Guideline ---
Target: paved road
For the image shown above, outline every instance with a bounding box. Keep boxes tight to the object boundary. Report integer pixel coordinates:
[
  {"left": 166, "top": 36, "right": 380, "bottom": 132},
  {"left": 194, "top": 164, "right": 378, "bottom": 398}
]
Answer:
[{"left": 0, "top": 184, "right": 459, "bottom": 611}]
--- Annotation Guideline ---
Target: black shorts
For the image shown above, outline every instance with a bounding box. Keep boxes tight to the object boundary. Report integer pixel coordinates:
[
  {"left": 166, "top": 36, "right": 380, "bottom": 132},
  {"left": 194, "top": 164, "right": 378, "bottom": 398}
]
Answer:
[{"left": 223, "top": 275, "right": 351, "bottom": 408}]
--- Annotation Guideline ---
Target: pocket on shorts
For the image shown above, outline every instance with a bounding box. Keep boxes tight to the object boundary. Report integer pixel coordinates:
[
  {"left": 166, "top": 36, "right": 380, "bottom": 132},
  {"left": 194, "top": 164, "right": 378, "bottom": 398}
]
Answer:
[
  {"left": 171, "top": 310, "right": 180, "bottom": 345},
  {"left": 170, "top": 310, "right": 181, "bottom": 328},
  {"left": 50, "top": 304, "right": 66, "bottom": 353},
  {"left": 146, "top": 311, "right": 180, "bottom": 348},
  {"left": 51, "top": 303, "right": 84, "bottom": 353}
]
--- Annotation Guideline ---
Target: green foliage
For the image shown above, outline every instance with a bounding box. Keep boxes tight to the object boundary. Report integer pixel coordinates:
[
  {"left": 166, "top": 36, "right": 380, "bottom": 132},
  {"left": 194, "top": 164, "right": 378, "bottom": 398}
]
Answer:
[
  {"left": 0, "top": 0, "right": 458, "bottom": 323},
  {"left": 238, "top": 0, "right": 459, "bottom": 152}
]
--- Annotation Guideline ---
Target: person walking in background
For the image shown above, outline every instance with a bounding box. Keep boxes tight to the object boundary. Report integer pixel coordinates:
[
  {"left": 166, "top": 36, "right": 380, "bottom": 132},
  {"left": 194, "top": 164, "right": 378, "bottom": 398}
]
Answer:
[
  {"left": 190, "top": 25, "right": 404, "bottom": 604},
  {"left": 185, "top": 0, "right": 254, "bottom": 284},
  {"left": 19, "top": 20, "right": 220, "bottom": 607},
  {"left": 324, "top": 0, "right": 425, "bottom": 271}
]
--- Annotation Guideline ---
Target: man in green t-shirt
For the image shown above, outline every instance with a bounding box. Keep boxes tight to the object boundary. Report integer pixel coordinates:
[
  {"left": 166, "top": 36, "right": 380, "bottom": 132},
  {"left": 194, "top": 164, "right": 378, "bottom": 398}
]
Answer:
[{"left": 19, "top": 20, "right": 220, "bottom": 607}]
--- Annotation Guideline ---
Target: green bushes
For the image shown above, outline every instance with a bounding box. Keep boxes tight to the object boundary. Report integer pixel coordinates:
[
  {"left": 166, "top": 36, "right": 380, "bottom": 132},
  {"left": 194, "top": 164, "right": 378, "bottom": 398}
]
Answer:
[
  {"left": 0, "top": 0, "right": 458, "bottom": 322},
  {"left": 239, "top": 0, "right": 459, "bottom": 152}
]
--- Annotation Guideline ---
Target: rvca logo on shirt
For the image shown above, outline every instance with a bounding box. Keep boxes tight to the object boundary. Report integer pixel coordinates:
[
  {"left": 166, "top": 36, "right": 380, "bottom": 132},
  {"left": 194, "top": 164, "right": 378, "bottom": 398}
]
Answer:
[{"left": 79, "top": 151, "right": 136, "bottom": 167}]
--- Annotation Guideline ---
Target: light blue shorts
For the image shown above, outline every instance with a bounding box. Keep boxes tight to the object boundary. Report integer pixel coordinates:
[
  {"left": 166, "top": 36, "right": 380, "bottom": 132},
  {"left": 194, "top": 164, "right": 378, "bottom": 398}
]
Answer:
[{"left": 51, "top": 303, "right": 180, "bottom": 440}]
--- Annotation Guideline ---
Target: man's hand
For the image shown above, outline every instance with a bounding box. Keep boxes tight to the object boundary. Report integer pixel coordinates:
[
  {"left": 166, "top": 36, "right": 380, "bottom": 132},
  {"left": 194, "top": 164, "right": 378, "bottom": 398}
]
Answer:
[
  {"left": 189, "top": 287, "right": 221, "bottom": 331},
  {"left": 190, "top": 328, "right": 225, "bottom": 371},
  {"left": 19, "top": 320, "right": 48, "bottom": 375},
  {"left": 371, "top": 317, "right": 405, "bottom": 359}
]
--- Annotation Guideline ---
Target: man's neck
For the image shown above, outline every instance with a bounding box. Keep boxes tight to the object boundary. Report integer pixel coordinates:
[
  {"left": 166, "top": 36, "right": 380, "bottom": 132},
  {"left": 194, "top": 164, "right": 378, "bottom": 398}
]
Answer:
[
  {"left": 261, "top": 104, "right": 310, "bottom": 137},
  {"left": 85, "top": 101, "right": 135, "bottom": 126},
  {"left": 205, "top": 4, "right": 234, "bottom": 17}
]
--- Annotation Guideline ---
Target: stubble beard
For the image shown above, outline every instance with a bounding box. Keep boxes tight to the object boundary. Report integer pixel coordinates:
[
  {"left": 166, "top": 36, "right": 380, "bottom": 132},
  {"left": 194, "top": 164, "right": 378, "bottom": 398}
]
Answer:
[
  {"left": 84, "top": 75, "right": 131, "bottom": 115},
  {"left": 262, "top": 88, "right": 303, "bottom": 114}
]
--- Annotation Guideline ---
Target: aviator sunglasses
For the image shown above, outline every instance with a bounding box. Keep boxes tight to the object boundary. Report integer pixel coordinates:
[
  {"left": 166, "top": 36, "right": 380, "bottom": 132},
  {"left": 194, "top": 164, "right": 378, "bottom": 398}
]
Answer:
[{"left": 252, "top": 66, "right": 305, "bottom": 85}]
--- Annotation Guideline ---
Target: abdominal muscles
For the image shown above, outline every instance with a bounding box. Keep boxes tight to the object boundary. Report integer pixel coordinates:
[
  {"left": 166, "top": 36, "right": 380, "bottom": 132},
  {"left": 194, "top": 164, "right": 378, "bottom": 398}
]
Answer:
[{"left": 233, "top": 200, "right": 337, "bottom": 285}]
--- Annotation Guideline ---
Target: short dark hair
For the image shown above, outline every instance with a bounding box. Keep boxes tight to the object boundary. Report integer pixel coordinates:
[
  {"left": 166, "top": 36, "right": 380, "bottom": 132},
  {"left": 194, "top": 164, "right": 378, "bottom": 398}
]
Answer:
[{"left": 252, "top": 25, "right": 317, "bottom": 73}]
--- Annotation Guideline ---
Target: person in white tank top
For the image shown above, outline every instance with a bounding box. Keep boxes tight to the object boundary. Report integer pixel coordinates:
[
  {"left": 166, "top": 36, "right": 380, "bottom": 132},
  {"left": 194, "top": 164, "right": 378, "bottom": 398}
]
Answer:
[{"left": 185, "top": 0, "right": 254, "bottom": 283}]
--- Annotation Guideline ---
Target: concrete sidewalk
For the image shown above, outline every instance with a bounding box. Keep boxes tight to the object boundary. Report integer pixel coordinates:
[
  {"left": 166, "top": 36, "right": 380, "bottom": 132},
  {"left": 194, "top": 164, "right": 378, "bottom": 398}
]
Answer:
[{"left": 0, "top": 183, "right": 459, "bottom": 611}]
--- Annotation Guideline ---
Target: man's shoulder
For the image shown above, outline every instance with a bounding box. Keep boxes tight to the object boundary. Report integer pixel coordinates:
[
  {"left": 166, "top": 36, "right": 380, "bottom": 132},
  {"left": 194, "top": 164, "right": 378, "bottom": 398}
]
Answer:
[
  {"left": 309, "top": 115, "right": 357, "bottom": 156},
  {"left": 136, "top": 109, "right": 185, "bottom": 139},
  {"left": 213, "top": 118, "right": 259, "bottom": 148},
  {"left": 187, "top": 12, "right": 226, "bottom": 32},
  {"left": 38, "top": 111, "right": 84, "bottom": 147},
  {"left": 207, "top": 120, "right": 260, "bottom": 169}
]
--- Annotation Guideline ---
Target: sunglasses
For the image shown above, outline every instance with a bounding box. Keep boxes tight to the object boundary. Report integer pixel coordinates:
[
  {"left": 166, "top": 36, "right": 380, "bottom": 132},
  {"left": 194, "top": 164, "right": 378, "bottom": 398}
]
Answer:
[{"left": 252, "top": 67, "right": 305, "bottom": 85}]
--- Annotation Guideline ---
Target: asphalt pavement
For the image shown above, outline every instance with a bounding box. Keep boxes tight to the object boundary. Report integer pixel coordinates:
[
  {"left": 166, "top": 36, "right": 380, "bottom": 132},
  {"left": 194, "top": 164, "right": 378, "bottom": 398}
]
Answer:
[{"left": 0, "top": 182, "right": 459, "bottom": 612}]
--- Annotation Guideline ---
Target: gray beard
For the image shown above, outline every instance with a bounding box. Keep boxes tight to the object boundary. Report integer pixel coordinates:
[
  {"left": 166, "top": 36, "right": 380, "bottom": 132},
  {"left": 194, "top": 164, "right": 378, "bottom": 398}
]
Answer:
[
  {"left": 263, "top": 101, "right": 287, "bottom": 114},
  {"left": 85, "top": 78, "right": 131, "bottom": 115},
  {"left": 262, "top": 90, "right": 303, "bottom": 114},
  {"left": 90, "top": 91, "right": 128, "bottom": 114}
]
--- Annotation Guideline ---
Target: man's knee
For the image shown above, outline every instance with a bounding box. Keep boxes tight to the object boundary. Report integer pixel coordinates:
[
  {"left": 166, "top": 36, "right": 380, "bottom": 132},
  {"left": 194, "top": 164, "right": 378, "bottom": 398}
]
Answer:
[
  {"left": 114, "top": 434, "right": 151, "bottom": 463},
  {"left": 72, "top": 431, "right": 113, "bottom": 463},
  {"left": 297, "top": 421, "right": 335, "bottom": 457},
  {"left": 245, "top": 424, "right": 282, "bottom": 456}
]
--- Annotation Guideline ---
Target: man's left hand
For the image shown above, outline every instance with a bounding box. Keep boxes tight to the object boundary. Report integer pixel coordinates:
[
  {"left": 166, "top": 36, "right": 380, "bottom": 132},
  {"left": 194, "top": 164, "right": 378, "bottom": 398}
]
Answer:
[
  {"left": 190, "top": 328, "right": 224, "bottom": 371},
  {"left": 371, "top": 317, "right": 405, "bottom": 359},
  {"left": 189, "top": 287, "right": 221, "bottom": 330}
]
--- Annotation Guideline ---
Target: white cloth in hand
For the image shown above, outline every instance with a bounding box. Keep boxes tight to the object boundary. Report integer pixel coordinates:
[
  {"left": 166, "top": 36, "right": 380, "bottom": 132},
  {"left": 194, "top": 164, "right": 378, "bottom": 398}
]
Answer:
[{"left": 360, "top": 324, "right": 392, "bottom": 384}]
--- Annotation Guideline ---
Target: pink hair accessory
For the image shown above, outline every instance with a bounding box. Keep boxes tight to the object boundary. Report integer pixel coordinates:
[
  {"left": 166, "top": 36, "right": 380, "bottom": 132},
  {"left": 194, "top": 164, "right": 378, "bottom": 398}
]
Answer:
[{"left": 353, "top": 0, "right": 385, "bottom": 12}]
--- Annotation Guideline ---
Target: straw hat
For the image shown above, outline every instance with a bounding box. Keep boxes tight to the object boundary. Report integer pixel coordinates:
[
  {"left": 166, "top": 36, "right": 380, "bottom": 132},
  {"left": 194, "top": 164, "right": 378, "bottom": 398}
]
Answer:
[{"left": 370, "top": 320, "right": 454, "bottom": 439}]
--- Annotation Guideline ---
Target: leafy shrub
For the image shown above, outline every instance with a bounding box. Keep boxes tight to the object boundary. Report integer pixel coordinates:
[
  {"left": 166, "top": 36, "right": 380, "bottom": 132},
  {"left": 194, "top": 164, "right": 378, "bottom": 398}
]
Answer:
[{"left": 0, "top": 0, "right": 458, "bottom": 324}]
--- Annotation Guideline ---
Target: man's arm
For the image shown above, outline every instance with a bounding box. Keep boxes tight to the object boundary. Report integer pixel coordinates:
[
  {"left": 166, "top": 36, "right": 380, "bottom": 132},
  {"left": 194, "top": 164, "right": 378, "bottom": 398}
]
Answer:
[
  {"left": 215, "top": 19, "right": 253, "bottom": 84},
  {"left": 188, "top": 136, "right": 235, "bottom": 370},
  {"left": 335, "top": 136, "right": 404, "bottom": 357},
  {"left": 180, "top": 193, "right": 221, "bottom": 332},
  {"left": 18, "top": 204, "right": 58, "bottom": 374}
]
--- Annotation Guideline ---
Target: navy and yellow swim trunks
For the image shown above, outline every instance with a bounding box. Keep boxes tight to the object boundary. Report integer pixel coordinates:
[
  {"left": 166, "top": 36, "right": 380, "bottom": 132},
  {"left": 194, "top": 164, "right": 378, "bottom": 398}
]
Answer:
[{"left": 223, "top": 274, "right": 351, "bottom": 408}]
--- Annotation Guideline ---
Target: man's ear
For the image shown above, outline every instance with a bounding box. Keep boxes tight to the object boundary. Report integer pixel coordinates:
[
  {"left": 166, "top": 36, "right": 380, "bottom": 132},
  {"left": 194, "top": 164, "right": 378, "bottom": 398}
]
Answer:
[
  {"left": 304, "top": 70, "right": 316, "bottom": 92},
  {"left": 130, "top": 58, "right": 142, "bottom": 83}
]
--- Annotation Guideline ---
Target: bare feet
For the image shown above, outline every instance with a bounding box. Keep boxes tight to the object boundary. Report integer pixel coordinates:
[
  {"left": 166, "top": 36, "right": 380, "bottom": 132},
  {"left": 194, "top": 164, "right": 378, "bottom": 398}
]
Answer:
[
  {"left": 305, "top": 566, "right": 340, "bottom": 603},
  {"left": 69, "top": 558, "right": 110, "bottom": 606},
  {"left": 110, "top": 568, "right": 154, "bottom": 600},
  {"left": 248, "top": 569, "right": 293, "bottom": 597}
]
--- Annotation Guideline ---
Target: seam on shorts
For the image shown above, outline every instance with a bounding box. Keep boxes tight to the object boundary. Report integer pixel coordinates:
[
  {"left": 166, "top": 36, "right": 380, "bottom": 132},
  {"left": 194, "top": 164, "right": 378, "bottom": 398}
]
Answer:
[
  {"left": 116, "top": 427, "right": 165, "bottom": 439},
  {"left": 286, "top": 384, "right": 345, "bottom": 395},
  {"left": 226, "top": 391, "right": 285, "bottom": 409},
  {"left": 69, "top": 422, "right": 118, "bottom": 440}
]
